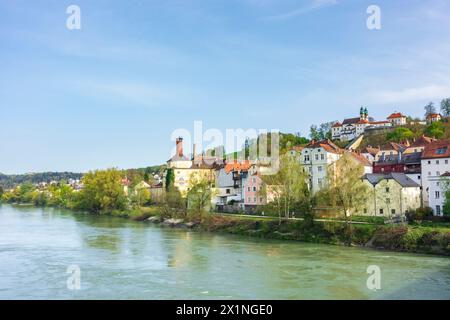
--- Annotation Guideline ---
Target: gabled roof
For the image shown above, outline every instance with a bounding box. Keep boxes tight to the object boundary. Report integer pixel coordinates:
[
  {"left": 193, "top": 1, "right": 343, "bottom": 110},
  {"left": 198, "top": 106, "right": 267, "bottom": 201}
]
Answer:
[
  {"left": 362, "top": 146, "right": 380, "bottom": 156},
  {"left": 305, "top": 139, "right": 343, "bottom": 154},
  {"left": 379, "top": 142, "right": 407, "bottom": 152},
  {"left": 410, "top": 135, "right": 437, "bottom": 148},
  {"left": 387, "top": 112, "right": 406, "bottom": 119},
  {"left": 364, "top": 173, "right": 419, "bottom": 188},
  {"left": 422, "top": 140, "right": 450, "bottom": 159},
  {"left": 426, "top": 113, "right": 442, "bottom": 119}
]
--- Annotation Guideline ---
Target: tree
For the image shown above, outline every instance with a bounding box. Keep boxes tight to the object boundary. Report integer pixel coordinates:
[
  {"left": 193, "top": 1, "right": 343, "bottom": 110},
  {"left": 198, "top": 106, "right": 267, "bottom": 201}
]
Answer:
[
  {"left": 130, "top": 187, "right": 151, "bottom": 207},
  {"left": 310, "top": 122, "right": 335, "bottom": 141},
  {"left": 309, "top": 125, "right": 321, "bottom": 141},
  {"left": 77, "top": 168, "right": 128, "bottom": 213},
  {"left": 424, "top": 102, "right": 436, "bottom": 117},
  {"left": 165, "top": 169, "right": 175, "bottom": 191},
  {"left": 441, "top": 98, "right": 450, "bottom": 117},
  {"left": 187, "top": 171, "right": 216, "bottom": 214},
  {"left": 317, "top": 153, "right": 370, "bottom": 243},
  {"left": 260, "top": 154, "right": 311, "bottom": 224},
  {"left": 425, "top": 121, "right": 445, "bottom": 139},
  {"left": 386, "top": 127, "right": 414, "bottom": 142},
  {"left": 0, "top": 186, "right": 3, "bottom": 198}
]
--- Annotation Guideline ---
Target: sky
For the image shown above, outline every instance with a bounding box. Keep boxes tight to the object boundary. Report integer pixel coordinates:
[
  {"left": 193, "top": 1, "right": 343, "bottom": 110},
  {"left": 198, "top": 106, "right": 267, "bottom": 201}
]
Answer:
[{"left": 1, "top": 0, "right": 450, "bottom": 174}]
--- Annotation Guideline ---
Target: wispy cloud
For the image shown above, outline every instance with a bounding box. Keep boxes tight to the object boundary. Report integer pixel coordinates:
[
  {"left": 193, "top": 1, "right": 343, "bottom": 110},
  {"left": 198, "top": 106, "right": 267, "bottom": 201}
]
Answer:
[
  {"left": 370, "top": 84, "right": 450, "bottom": 105},
  {"left": 262, "top": 0, "right": 338, "bottom": 21}
]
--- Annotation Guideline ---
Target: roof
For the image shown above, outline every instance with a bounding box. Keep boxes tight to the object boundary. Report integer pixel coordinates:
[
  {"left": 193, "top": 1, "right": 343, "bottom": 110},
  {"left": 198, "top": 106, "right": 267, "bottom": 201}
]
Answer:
[
  {"left": 422, "top": 140, "right": 450, "bottom": 159},
  {"left": 342, "top": 117, "right": 361, "bottom": 125},
  {"left": 305, "top": 139, "right": 343, "bottom": 154},
  {"left": 289, "top": 145, "right": 305, "bottom": 152},
  {"left": 349, "top": 152, "right": 372, "bottom": 167},
  {"left": 379, "top": 142, "right": 407, "bottom": 152},
  {"left": 332, "top": 122, "right": 342, "bottom": 128},
  {"left": 441, "top": 172, "right": 450, "bottom": 177},
  {"left": 426, "top": 113, "right": 442, "bottom": 119},
  {"left": 167, "top": 154, "right": 190, "bottom": 162},
  {"left": 224, "top": 160, "right": 251, "bottom": 174},
  {"left": 362, "top": 147, "right": 380, "bottom": 156},
  {"left": 364, "top": 173, "right": 420, "bottom": 188},
  {"left": 410, "top": 135, "right": 437, "bottom": 148},
  {"left": 387, "top": 112, "right": 406, "bottom": 119}
]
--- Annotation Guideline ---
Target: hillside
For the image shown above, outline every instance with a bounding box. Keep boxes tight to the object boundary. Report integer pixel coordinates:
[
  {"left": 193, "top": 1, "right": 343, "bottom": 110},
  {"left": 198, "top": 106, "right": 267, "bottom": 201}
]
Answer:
[{"left": 0, "top": 172, "right": 83, "bottom": 189}]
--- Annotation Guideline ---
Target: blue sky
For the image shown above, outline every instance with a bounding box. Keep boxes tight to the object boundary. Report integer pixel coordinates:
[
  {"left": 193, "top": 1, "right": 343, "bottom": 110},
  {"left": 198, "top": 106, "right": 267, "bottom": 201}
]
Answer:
[{"left": 1, "top": 0, "right": 450, "bottom": 174}]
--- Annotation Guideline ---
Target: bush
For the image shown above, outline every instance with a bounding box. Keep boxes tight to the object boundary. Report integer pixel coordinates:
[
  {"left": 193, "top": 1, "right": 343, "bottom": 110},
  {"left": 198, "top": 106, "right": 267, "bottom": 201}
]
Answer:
[{"left": 406, "top": 207, "right": 434, "bottom": 222}]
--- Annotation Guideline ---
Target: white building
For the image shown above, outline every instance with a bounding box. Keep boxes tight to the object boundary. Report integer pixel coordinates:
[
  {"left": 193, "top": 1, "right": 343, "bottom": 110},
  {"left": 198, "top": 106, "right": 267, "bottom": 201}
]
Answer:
[
  {"left": 300, "top": 139, "right": 343, "bottom": 193},
  {"left": 421, "top": 141, "right": 450, "bottom": 215},
  {"left": 387, "top": 112, "right": 407, "bottom": 126},
  {"left": 332, "top": 107, "right": 391, "bottom": 141}
]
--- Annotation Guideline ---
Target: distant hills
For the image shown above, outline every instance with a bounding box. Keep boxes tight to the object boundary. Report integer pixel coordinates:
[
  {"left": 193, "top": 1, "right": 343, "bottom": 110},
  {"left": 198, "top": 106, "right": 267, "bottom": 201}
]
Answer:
[{"left": 0, "top": 172, "right": 84, "bottom": 189}]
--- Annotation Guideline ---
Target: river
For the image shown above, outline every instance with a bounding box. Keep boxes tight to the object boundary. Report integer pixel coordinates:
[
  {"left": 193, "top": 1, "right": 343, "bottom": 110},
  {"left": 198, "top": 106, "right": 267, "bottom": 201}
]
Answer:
[{"left": 0, "top": 204, "right": 449, "bottom": 299}]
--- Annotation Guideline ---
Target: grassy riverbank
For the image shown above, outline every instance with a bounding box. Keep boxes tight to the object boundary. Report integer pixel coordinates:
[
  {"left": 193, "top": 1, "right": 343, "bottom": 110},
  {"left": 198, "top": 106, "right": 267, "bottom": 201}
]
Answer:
[{"left": 133, "top": 206, "right": 450, "bottom": 256}]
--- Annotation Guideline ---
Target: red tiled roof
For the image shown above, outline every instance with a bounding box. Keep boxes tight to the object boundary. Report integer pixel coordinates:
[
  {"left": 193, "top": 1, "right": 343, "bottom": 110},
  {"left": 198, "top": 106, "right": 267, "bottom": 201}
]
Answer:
[
  {"left": 332, "top": 122, "right": 342, "bottom": 128},
  {"left": 410, "top": 135, "right": 437, "bottom": 148},
  {"left": 290, "top": 146, "right": 305, "bottom": 152},
  {"left": 362, "top": 147, "right": 380, "bottom": 156},
  {"left": 224, "top": 160, "right": 251, "bottom": 174},
  {"left": 422, "top": 140, "right": 450, "bottom": 159},
  {"left": 306, "top": 139, "right": 343, "bottom": 154},
  {"left": 387, "top": 112, "right": 406, "bottom": 119},
  {"left": 426, "top": 113, "right": 441, "bottom": 119}
]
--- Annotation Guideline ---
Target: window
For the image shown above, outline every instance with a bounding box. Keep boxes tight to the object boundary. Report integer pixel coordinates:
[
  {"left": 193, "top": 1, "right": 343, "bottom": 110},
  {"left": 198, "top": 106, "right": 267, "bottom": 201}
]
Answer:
[
  {"left": 379, "top": 209, "right": 384, "bottom": 215},
  {"left": 435, "top": 191, "right": 440, "bottom": 199},
  {"left": 315, "top": 154, "right": 319, "bottom": 161},
  {"left": 391, "top": 209, "right": 396, "bottom": 214},
  {"left": 363, "top": 208, "right": 367, "bottom": 214},
  {"left": 259, "top": 197, "right": 263, "bottom": 203},
  {"left": 318, "top": 166, "right": 323, "bottom": 172},
  {"left": 253, "top": 186, "right": 256, "bottom": 192},
  {"left": 385, "top": 187, "right": 389, "bottom": 193},
  {"left": 428, "top": 172, "right": 431, "bottom": 176},
  {"left": 321, "top": 154, "right": 325, "bottom": 160},
  {"left": 253, "top": 197, "right": 256, "bottom": 203},
  {"left": 386, "top": 198, "right": 390, "bottom": 204},
  {"left": 428, "top": 161, "right": 431, "bottom": 164},
  {"left": 437, "top": 171, "right": 440, "bottom": 176},
  {"left": 436, "top": 160, "right": 440, "bottom": 164},
  {"left": 304, "top": 155, "right": 310, "bottom": 162},
  {"left": 226, "top": 189, "right": 230, "bottom": 194},
  {"left": 436, "top": 205, "right": 441, "bottom": 215},
  {"left": 418, "top": 175, "right": 421, "bottom": 180},
  {"left": 247, "top": 187, "right": 250, "bottom": 192},
  {"left": 436, "top": 147, "right": 447, "bottom": 155},
  {"left": 252, "top": 177, "right": 256, "bottom": 183}
]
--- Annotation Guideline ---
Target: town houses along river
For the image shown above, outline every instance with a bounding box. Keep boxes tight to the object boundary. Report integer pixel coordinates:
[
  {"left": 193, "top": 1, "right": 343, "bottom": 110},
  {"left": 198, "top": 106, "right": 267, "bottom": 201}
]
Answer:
[{"left": 0, "top": 204, "right": 449, "bottom": 299}]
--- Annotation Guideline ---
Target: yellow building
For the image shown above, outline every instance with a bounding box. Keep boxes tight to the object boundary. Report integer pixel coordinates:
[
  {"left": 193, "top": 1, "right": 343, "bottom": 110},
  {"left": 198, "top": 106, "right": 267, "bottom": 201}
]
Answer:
[
  {"left": 363, "top": 173, "right": 421, "bottom": 217},
  {"left": 165, "top": 137, "right": 219, "bottom": 197}
]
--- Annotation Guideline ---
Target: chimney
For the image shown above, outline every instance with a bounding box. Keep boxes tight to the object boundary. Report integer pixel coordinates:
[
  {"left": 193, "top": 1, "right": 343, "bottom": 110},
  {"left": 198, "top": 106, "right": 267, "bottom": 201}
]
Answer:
[
  {"left": 176, "top": 137, "right": 183, "bottom": 157},
  {"left": 192, "top": 143, "right": 197, "bottom": 161}
]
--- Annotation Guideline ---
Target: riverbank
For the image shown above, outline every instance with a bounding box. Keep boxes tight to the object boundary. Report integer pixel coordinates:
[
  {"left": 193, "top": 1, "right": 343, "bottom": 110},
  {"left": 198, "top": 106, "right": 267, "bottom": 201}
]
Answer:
[{"left": 134, "top": 207, "right": 450, "bottom": 256}]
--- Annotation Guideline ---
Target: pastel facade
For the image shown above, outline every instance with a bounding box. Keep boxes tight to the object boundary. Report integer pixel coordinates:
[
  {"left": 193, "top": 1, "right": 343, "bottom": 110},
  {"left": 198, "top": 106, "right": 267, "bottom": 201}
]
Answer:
[{"left": 363, "top": 173, "right": 421, "bottom": 217}]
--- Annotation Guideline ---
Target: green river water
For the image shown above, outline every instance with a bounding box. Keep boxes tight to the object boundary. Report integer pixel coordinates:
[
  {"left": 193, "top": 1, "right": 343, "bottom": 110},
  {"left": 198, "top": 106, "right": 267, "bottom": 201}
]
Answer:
[{"left": 0, "top": 204, "right": 449, "bottom": 299}]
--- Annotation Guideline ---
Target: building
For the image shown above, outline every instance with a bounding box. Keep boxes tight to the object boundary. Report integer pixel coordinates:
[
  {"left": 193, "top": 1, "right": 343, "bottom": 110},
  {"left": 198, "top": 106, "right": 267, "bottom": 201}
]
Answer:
[
  {"left": 331, "top": 107, "right": 391, "bottom": 141},
  {"left": 363, "top": 173, "right": 421, "bottom": 217},
  {"left": 428, "top": 172, "right": 450, "bottom": 216},
  {"left": 374, "top": 142, "right": 406, "bottom": 162},
  {"left": 387, "top": 112, "right": 407, "bottom": 126},
  {"left": 426, "top": 113, "right": 442, "bottom": 124},
  {"left": 165, "top": 137, "right": 220, "bottom": 196},
  {"left": 421, "top": 140, "right": 450, "bottom": 214},
  {"left": 300, "top": 139, "right": 343, "bottom": 193},
  {"left": 361, "top": 146, "right": 380, "bottom": 164},
  {"left": 242, "top": 173, "right": 266, "bottom": 212}
]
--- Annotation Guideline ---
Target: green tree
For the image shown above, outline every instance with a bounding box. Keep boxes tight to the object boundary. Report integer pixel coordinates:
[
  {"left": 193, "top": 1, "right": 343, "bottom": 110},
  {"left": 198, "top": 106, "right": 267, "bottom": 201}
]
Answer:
[
  {"left": 425, "top": 121, "right": 445, "bottom": 138},
  {"left": 187, "top": 172, "right": 216, "bottom": 214},
  {"left": 260, "top": 154, "right": 311, "bottom": 224},
  {"left": 317, "top": 153, "right": 370, "bottom": 243},
  {"left": 0, "top": 186, "right": 3, "bottom": 198},
  {"left": 387, "top": 127, "right": 414, "bottom": 142},
  {"left": 165, "top": 169, "right": 175, "bottom": 191},
  {"left": 441, "top": 98, "right": 450, "bottom": 117},
  {"left": 77, "top": 169, "right": 128, "bottom": 213}
]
